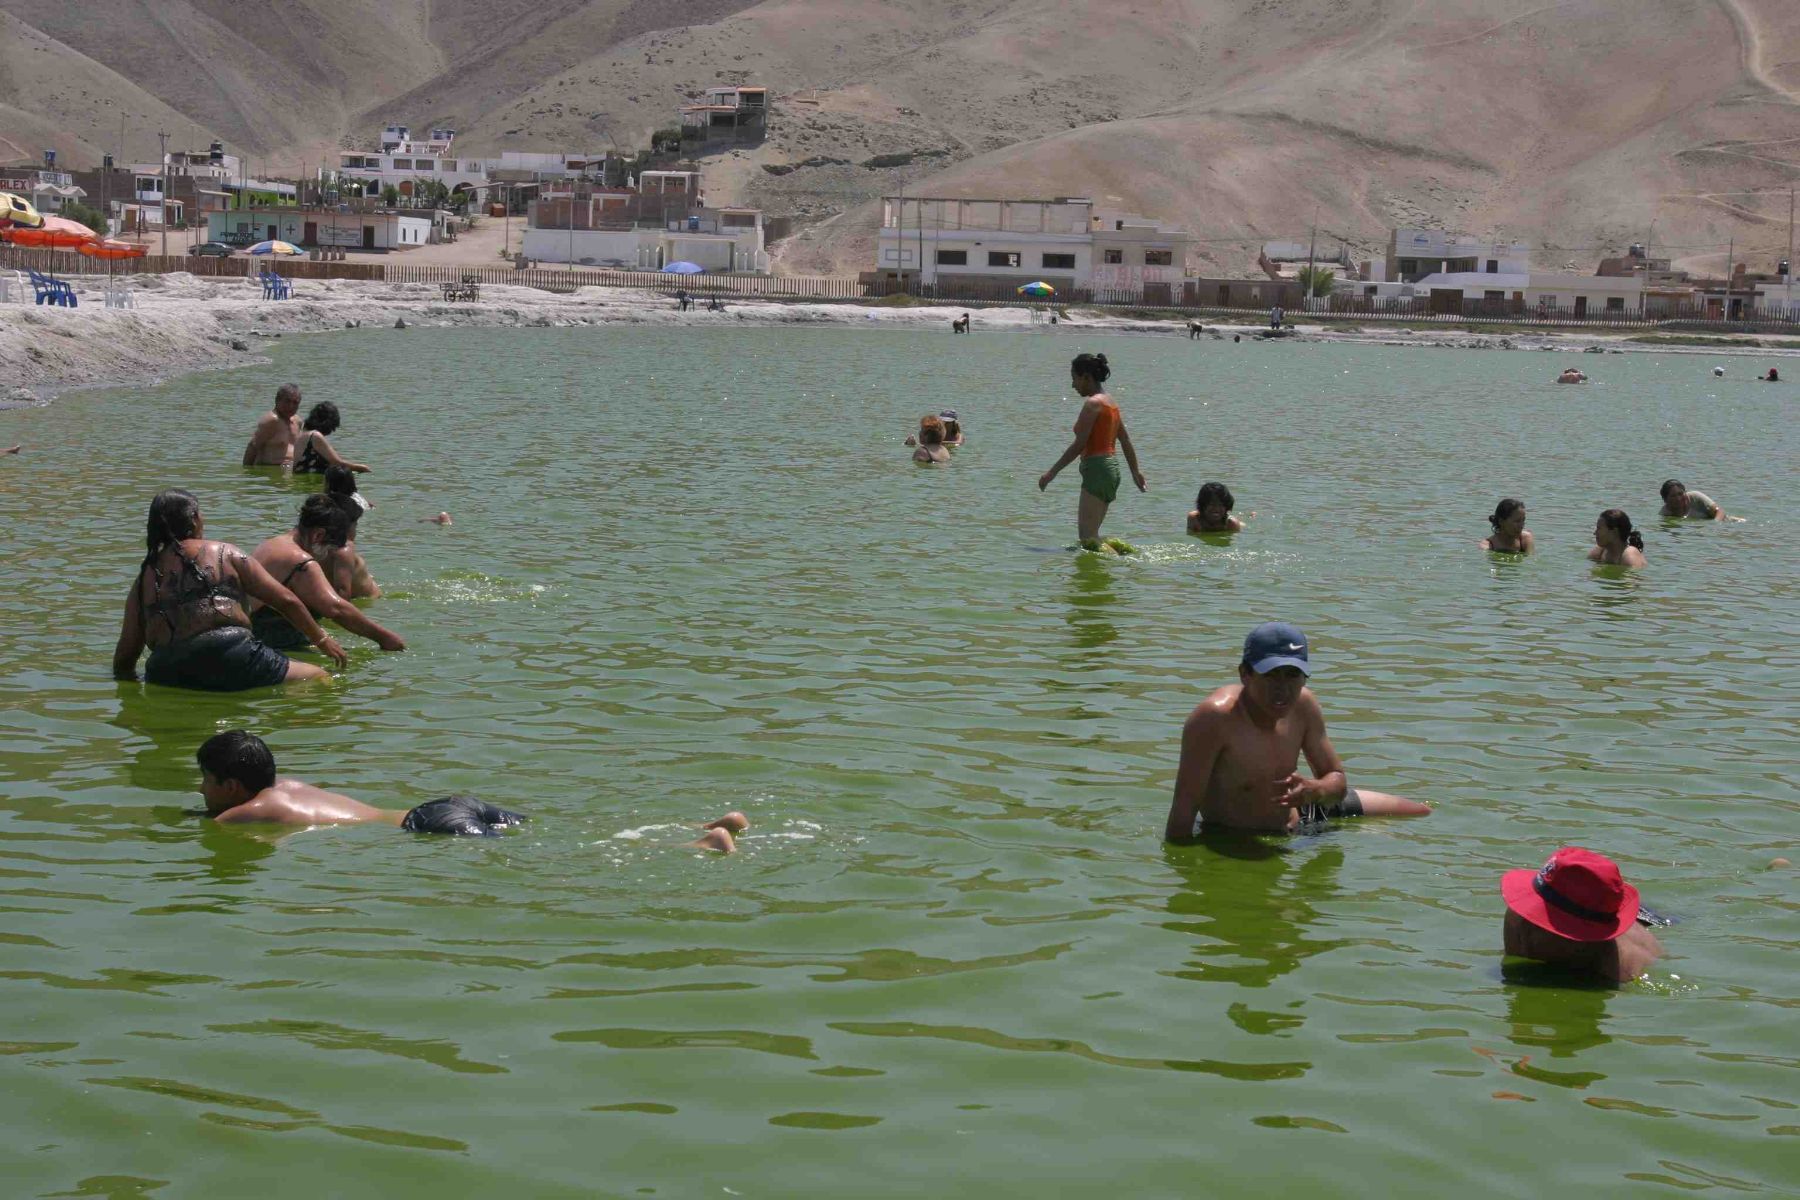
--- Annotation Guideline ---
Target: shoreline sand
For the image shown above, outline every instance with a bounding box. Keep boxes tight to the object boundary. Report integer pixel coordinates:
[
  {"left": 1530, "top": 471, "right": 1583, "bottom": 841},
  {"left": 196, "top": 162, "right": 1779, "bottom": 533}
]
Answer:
[{"left": 5, "top": 273, "right": 1798, "bottom": 407}]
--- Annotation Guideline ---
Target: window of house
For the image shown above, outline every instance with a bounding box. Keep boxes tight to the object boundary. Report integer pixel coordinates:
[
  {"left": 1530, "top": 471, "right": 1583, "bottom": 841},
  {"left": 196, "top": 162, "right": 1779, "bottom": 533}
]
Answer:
[
  {"left": 722, "top": 212, "right": 755, "bottom": 227},
  {"left": 1605, "top": 296, "right": 1625, "bottom": 312},
  {"left": 1400, "top": 258, "right": 1416, "bottom": 275},
  {"left": 1486, "top": 259, "right": 1499, "bottom": 273},
  {"left": 1145, "top": 249, "right": 1173, "bottom": 266},
  {"left": 937, "top": 249, "right": 968, "bottom": 266},
  {"left": 988, "top": 251, "right": 1021, "bottom": 268},
  {"left": 1538, "top": 295, "right": 1557, "bottom": 308},
  {"left": 1042, "top": 252, "right": 1076, "bottom": 270},
  {"left": 1483, "top": 290, "right": 1504, "bottom": 301},
  {"left": 1103, "top": 248, "right": 1124, "bottom": 264}
]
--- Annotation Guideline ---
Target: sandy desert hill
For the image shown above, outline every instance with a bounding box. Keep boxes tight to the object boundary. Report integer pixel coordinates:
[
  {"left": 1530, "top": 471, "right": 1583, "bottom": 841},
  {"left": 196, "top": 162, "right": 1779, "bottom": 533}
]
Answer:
[{"left": 3, "top": 0, "right": 1797, "bottom": 276}]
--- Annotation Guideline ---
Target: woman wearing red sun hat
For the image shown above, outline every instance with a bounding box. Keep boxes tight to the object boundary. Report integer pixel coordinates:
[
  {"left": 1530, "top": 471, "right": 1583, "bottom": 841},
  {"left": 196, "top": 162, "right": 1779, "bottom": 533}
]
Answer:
[{"left": 1502, "top": 847, "right": 1663, "bottom": 982}]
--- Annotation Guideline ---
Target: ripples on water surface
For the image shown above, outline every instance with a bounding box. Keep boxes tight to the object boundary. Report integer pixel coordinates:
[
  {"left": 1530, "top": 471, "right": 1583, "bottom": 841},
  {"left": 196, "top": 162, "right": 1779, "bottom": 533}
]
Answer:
[{"left": 0, "top": 328, "right": 1794, "bottom": 1195}]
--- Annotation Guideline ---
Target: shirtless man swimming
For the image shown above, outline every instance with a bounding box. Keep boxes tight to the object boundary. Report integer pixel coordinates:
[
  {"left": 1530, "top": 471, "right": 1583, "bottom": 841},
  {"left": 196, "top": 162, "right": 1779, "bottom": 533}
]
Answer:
[
  {"left": 242, "top": 384, "right": 303, "bottom": 467},
  {"left": 1163, "top": 622, "right": 1431, "bottom": 838}
]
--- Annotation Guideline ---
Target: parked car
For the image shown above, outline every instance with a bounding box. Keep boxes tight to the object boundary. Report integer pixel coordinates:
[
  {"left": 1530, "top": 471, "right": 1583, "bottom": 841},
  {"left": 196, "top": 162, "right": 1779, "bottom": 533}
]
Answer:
[{"left": 188, "top": 242, "right": 235, "bottom": 258}]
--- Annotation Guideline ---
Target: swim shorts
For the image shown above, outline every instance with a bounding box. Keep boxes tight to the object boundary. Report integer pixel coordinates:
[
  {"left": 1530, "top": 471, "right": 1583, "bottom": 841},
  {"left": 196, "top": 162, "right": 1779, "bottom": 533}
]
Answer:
[
  {"left": 1079, "top": 454, "right": 1121, "bottom": 503},
  {"left": 401, "top": 795, "right": 528, "bottom": 837},
  {"left": 249, "top": 606, "right": 309, "bottom": 651},
  {"left": 1295, "top": 787, "right": 1364, "bottom": 825},
  {"left": 144, "top": 626, "right": 292, "bottom": 692}
]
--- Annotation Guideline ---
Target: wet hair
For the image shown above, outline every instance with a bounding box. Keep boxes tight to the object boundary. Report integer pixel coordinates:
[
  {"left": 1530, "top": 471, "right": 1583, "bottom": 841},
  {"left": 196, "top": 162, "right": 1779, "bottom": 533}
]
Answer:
[
  {"left": 1767, "top": 368, "right": 1780, "bottom": 381},
  {"left": 1195, "top": 481, "right": 1235, "bottom": 512},
  {"left": 1488, "top": 497, "right": 1525, "bottom": 529},
  {"left": 918, "top": 414, "right": 945, "bottom": 445},
  {"left": 275, "top": 383, "right": 300, "bottom": 405},
  {"left": 322, "top": 464, "right": 357, "bottom": 497},
  {"left": 1599, "top": 508, "right": 1645, "bottom": 551},
  {"left": 296, "top": 494, "right": 352, "bottom": 547},
  {"left": 139, "top": 489, "right": 208, "bottom": 615},
  {"left": 942, "top": 417, "right": 961, "bottom": 438},
  {"left": 1070, "top": 352, "right": 1110, "bottom": 384},
  {"left": 302, "top": 402, "right": 341, "bottom": 435},
  {"left": 197, "top": 730, "right": 276, "bottom": 794},
  {"left": 1660, "top": 479, "right": 1685, "bottom": 502}
]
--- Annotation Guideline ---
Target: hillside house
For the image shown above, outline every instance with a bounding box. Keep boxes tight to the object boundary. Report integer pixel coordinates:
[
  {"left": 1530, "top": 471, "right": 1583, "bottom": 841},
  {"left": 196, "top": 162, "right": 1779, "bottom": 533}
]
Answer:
[{"left": 681, "top": 86, "right": 768, "bottom": 144}]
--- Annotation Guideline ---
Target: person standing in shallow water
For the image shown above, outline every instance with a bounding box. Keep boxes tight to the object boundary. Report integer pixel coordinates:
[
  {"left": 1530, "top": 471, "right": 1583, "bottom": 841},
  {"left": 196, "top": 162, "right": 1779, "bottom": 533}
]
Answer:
[
  {"left": 1589, "top": 508, "right": 1646, "bottom": 567},
  {"left": 1480, "top": 498, "right": 1534, "bottom": 553},
  {"left": 1038, "top": 352, "right": 1146, "bottom": 550},
  {"left": 242, "top": 383, "right": 302, "bottom": 467}
]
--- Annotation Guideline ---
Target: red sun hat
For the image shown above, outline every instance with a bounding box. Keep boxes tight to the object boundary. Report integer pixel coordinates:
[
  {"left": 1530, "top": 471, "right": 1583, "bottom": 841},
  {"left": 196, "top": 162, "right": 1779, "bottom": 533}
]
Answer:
[{"left": 1501, "top": 846, "right": 1640, "bottom": 942}]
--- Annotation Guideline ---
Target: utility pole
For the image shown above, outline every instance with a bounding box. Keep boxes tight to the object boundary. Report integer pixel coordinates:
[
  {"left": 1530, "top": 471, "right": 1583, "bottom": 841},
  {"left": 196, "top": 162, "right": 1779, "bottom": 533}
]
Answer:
[
  {"left": 158, "top": 131, "right": 169, "bottom": 257},
  {"left": 1787, "top": 186, "right": 1795, "bottom": 308},
  {"left": 1305, "top": 216, "right": 1318, "bottom": 310}
]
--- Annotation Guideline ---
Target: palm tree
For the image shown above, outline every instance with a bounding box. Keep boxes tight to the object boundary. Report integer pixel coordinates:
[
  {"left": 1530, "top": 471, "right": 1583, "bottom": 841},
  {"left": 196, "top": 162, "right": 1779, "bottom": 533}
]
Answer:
[{"left": 1297, "top": 265, "right": 1336, "bottom": 298}]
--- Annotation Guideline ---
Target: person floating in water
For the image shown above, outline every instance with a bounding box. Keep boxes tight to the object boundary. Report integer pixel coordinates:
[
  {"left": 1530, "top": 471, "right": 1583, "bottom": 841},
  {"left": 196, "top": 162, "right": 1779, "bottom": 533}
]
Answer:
[
  {"left": 113, "top": 489, "right": 346, "bottom": 690},
  {"left": 248, "top": 496, "right": 405, "bottom": 652},
  {"left": 1187, "top": 481, "right": 1244, "bottom": 534},
  {"left": 939, "top": 410, "right": 964, "bottom": 447},
  {"left": 4, "top": 444, "right": 22, "bottom": 456},
  {"left": 1588, "top": 508, "right": 1646, "bottom": 567},
  {"left": 1501, "top": 846, "right": 1662, "bottom": 982},
  {"left": 1764, "top": 367, "right": 1780, "bottom": 382},
  {"left": 320, "top": 466, "right": 381, "bottom": 599},
  {"left": 197, "top": 731, "right": 525, "bottom": 834},
  {"left": 1038, "top": 352, "right": 1146, "bottom": 552},
  {"left": 292, "top": 402, "right": 370, "bottom": 476},
  {"left": 1658, "top": 478, "right": 1737, "bottom": 521},
  {"left": 1480, "top": 497, "right": 1534, "bottom": 553},
  {"left": 242, "top": 383, "right": 302, "bottom": 467},
  {"left": 1163, "top": 622, "right": 1431, "bottom": 838},
  {"left": 1556, "top": 367, "right": 1588, "bottom": 384},
  {"left": 912, "top": 414, "right": 951, "bottom": 464},
  {"left": 692, "top": 812, "right": 749, "bottom": 853}
]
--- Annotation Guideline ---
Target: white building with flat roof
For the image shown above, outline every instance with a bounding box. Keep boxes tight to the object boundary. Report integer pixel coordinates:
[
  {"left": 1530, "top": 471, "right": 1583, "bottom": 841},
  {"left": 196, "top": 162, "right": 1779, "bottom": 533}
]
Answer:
[
  {"left": 1379, "top": 228, "right": 1532, "bottom": 283},
  {"left": 336, "top": 125, "right": 613, "bottom": 204}
]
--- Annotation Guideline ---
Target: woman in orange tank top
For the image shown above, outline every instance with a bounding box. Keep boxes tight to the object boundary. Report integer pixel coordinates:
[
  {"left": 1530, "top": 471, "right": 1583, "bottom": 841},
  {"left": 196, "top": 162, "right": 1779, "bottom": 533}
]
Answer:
[{"left": 1037, "top": 352, "right": 1147, "bottom": 549}]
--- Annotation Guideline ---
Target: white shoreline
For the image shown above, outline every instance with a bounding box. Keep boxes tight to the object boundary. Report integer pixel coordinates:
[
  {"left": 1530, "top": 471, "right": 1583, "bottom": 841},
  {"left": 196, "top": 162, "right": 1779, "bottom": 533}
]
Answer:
[{"left": 4, "top": 273, "right": 1797, "bottom": 406}]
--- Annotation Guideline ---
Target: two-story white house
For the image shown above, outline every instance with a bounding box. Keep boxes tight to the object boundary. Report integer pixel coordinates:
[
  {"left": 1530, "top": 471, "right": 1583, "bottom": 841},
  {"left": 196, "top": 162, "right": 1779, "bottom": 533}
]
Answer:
[{"left": 335, "top": 126, "right": 613, "bottom": 205}]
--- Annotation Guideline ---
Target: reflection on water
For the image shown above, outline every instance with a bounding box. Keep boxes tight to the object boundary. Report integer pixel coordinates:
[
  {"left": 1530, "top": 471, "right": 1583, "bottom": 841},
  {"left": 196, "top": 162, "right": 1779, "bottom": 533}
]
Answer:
[
  {"left": 1063, "top": 553, "right": 1119, "bottom": 650},
  {"left": 1502, "top": 968, "right": 1613, "bottom": 1060}
]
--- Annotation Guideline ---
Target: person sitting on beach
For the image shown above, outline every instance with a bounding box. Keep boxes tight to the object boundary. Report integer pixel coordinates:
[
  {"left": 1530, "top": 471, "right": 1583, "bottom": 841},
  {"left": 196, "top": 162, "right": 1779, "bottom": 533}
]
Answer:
[
  {"left": 113, "top": 489, "right": 346, "bottom": 691},
  {"left": 248, "top": 496, "right": 405, "bottom": 653},
  {"left": 1556, "top": 368, "right": 1588, "bottom": 384},
  {"left": 1588, "top": 508, "right": 1646, "bottom": 567},
  {"left": 1480, "top": 497, "right": 1534, "bottom": 553},
  {"left": 939, "top": 410, "right": 964, "bottom": 447},
  {"left": 912, "top": 414, "right": 952, "bottom": 465},
  {"left": 1501, "top": 846, "right": 1662, "bottom": 983},
  {"left": 1764, "top": 367, "right": 1780, "bottom": 382},
  {"left": 1187, "top": 481, "right": 1244, "bottom": 534},
  {"left": 952, "top": 313, "right": 971, "bottom": 334},
  {"left": 293, "top": 402, "right": 370, "bottom": 476},
  {"left": 1038, "top": 352, "right": 1147, "bottom": 551},
  {"left": 196, "top": 731, "right": 524, "bottom": 835},
  {"left": 1163, "top": 622, "right": 1431, "bottom": 839},
  {"left": 1658, "top": 478, "right": 1733, "bottom": 521},
  {"left": 320, "top": 466, "right": 381, "bottom": 599},
  {"left": 707, "top": 296, "right": 725, "bottom": 312},
  {"left": 242, "top": 383, "right": 302, "bottom": 467}
]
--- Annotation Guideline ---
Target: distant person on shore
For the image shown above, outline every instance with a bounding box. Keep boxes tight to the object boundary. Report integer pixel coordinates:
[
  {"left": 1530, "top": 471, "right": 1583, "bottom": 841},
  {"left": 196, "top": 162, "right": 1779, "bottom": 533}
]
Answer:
[
  {"left": 912, "top": 414, "right": 951, "bottom": 465},
  {"left": 1269, "top": 305, "right": 1283, "bottom": 331},
  {"left": 113, "top": 489, "right": 345, "bottom": 690},
  {"left": 247, "top": 496, "right": 404, "bottom": 653},
  {"left": 952, "top": 313, "right": 971, "bottom": 334},
  {"left": 1480, "top": 497, "right": 1534, "bottom": 553},
  {"left": 1556, "top": 367, "right": 1588, "bottom": 384},
  {"left": 675, "top": 289, "right": 691, "bottom": 311},
  {"left": 320, "top": 466, "right": 381, "bottom": 599},
  {"left": 1764, "top": 367, "right": 1780, "bottom": 382},
  {"left": 1163, "top": 622, "right": 1431, "bottom": 839},
  {"left": 1501, "top": 846, "right": 1663, "bottom": 983},
  {"left": 707, "top": 295, "right": 725, "bottom": 312},
  {"left": 939, "top": 410, "right": 964, "bottom": 447},
  {"left": 1188, "top": 320, "right": 1205, "bottom": 339},
  {"left": 293, "top": 402, "right": 369, "bottom": 476},
  {"left": 1187, "top": 481, "right": 1244, "bottom": 534},
  {"left": 1659, "top": 479, "right": 1736, "bottom": 521},
  {"left": 242, "top": 383, "right": 303, "bottom": 467},
  {"left": 196, "top": 731, "right": 524, "bottom": 834},
  {"left": 1038, "top": 352, "right": 1146, "bottom": 551},
  {"left": 1588, "top": 508, "right": 1646, "bottom": 567}
]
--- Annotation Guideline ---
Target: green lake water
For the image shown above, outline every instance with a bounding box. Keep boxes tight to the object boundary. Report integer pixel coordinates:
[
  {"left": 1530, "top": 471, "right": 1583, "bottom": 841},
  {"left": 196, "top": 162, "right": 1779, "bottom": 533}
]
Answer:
[{"left": 0, "top": 327, "right": 1794, "bottom": 1196}]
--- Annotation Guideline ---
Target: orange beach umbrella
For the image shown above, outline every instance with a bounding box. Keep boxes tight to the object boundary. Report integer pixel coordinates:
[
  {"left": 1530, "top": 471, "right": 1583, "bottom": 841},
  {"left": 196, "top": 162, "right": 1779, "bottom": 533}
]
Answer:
[
  {"left": 77, "top": 238, "right": 147, "bottom": 260},
  {"left": 2, "top": 214, "right": 99, "bottom": 248}
]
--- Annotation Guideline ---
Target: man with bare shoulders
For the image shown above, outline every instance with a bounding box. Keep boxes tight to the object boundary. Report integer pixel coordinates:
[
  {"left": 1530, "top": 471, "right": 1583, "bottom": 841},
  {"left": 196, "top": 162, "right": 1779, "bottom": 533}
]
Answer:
[
  {"left": 1164, "top": 622, "right": 1432, "bottom": 838},
  {"left": 197, "top": 731, "right": 526, "bottom": 834},
  {"left": 242, "top": 383, "right": 303, "bottom": 467}
]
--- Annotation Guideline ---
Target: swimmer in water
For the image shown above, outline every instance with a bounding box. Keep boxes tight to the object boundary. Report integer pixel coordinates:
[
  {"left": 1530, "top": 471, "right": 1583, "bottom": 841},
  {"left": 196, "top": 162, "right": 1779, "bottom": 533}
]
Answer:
[
  {"left": 1556, "top": 367, "right": 1588, "bottom": 384},
  {"left": 1501, "top": 846, "right": 1663, "bottom": 983},
  {"left": 1658, "top": 478, "right": 1737, "bottom": 522},
  {"left": 196, "top": 731, "right": 525, "bottom": 834},
  {"left": 320, "top": 466, "right": 381, "bottom": 599},
  {"left": 113, "top": 489, "right": 346, "bottom": 690},
  {"left": 4, "top": 444, "right": 20, "bottom": 455},
  {"left": 1480, "top": 497, "right": 1534, "bottom": 553},
  {"left": 292, "top": 402, "right": 370, "bottom": 476},
  {"left": 1764, "top": 367, "right": 1780, "bottom": 382},
  {"left": 939, "top": 410, "right": 964, "bottom": 447},
  {"left": 247, "top": 496, "right": 404, "bottom": 652},
  {"left": 692, "top": 811, "right": 749, "bottom": 853},
  {"left": 1038, "top": 352, "right": 1146, "bottom": 550},
  {"left": 1163, "top": 622, "right": 1431, "bottom": 839},
  {"left": 242, "top": 383, "right": 302, "bottom": 467},
  {"left": 1186, "top": 481, "right": 1244, "bottom": 534},
  {"left": 422, "top": 512, "right": 453, "bottom": 526},
  {"left": 1588, "top": 508, "right": 1646, "bottom": 567},
  {"left": 913, "top": 414, "right": 951, "bottom": 464},
  {"left": 1713, "top": 366, "right": 1726, "bottom": 378}
]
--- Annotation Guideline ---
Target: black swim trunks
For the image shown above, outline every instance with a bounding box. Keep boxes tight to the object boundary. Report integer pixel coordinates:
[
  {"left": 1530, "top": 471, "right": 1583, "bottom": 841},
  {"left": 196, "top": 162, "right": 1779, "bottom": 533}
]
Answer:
[
  {"left": 143, "top": 626, "right": 291, "bottom": 691},
  {"left": 1295, "top": 787, "right": 1364, "bottom": 825},
  {"left": 401, "top": 795, "right": 528, "bottom": 837}
]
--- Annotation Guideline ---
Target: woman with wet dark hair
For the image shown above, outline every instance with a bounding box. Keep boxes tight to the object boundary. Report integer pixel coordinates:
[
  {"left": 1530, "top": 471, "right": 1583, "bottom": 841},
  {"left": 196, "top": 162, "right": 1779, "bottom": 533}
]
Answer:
[
  {"left": 318, "top": 465, "right": 380, "bottom": 599},
  {"left": 293, "top": 402, "right": 370, "bottom": 476},
  {"left": 1480, "top": 497, "right": 1534, "bottom": 553},
  {"left": 1588, "top": 508, "right": 1646, "bottom": 568},
  {"left": 1038, "top": 352, "right": 1146, "bottom": 550},
  {"left": 112, "top": 489, "right": 346, "bottom": 690},
  {"left": 1187, "top": 481, "right": 1244, "bottom": 534}
]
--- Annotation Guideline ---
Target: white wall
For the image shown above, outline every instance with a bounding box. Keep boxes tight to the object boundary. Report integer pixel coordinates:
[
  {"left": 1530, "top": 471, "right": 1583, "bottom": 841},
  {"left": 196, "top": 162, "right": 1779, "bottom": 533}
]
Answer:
[
  {"left": 522, "top": 228, "right": 650, "bottom": 266},
  {"left": 877, "top": 230, "right": 1091, "bottom": 284}
]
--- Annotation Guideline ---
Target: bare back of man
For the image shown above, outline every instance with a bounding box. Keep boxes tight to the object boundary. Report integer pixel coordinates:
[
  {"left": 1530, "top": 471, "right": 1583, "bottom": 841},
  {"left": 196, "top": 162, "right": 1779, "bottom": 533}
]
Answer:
[{"left": 215, "top": 777, "right": 405, "bottom": 827}]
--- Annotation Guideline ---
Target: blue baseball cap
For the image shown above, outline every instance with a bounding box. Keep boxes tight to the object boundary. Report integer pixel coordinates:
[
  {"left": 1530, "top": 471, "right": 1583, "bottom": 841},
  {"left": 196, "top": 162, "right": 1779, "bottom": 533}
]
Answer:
[{"left": 1242, "top": 622, "right": 1311, "bottom": 675}]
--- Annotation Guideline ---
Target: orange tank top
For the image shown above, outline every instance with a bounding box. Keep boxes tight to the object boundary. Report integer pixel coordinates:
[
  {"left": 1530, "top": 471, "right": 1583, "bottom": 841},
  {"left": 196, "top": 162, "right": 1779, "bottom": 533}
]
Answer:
[{"left": 1082, "top": 397, "right": 1120, "bottom": 457}]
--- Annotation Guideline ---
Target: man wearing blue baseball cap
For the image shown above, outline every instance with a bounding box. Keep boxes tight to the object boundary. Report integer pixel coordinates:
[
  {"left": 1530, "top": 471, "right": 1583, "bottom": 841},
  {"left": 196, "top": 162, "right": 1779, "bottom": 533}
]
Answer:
[{"left": 1164, "top": 622, "right": 1432, "bottom": 838}]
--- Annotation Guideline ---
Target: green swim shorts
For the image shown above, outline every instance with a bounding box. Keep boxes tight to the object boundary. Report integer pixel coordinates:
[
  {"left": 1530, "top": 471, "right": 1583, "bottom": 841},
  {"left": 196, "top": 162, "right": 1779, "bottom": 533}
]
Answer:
[{"left": 1079, "top": 454, "right": 1121, "bottom": 503}]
